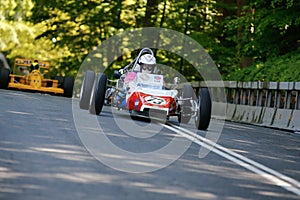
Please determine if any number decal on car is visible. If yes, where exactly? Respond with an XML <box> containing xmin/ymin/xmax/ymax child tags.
<box><xmin>145</xmin><ymin>96</ymin><xmax>166</xmax><ymax>105</ymax></box>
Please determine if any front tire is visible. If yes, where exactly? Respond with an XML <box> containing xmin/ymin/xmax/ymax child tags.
<box><xmin>79</xmin><ymin>71</ymin><xmax>95</xmax><ymax>109</ymax></box>
<box><xmin>54</xmin><ymin>76</ymin><xmax>64</xmax><ymax>88</ymax></box>
<box><xmin>0</xmin><ymin>68</ymin><xmax>10</xmax><ymax>89</ymax></box>
<box><xmin>63</xmin><ymin>76</ymin><xmax>74</xmax><ymax>97</ymax></box>
<box><xmin>195</xmin><ymin>88</ymin><xmax>212</xmax><ymax>130</ymax></box>
<box><xmin>89</xmin><ymin>73</ymin><xmax>107</xmax><ymax>115</ymax></box>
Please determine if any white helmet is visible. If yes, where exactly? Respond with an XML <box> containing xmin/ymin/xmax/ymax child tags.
<box><xmin>139</xmin><ymin>54</ymin><xmax>156</xmax><ymax>65</ymax></box>
<box><xmin>138</xmin><ymin>54</ymin><xmax>156</xmax><ymax>73</ymax></box>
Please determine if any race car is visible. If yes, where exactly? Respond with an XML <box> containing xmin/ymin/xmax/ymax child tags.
<box><xmin>0</xmin><ymin>58</ymin><xmax>74</xmax><ymax>97</ymax></box>
<box><xmin>79</xmin><ymin>48</ymin><xmax>212</xmax><ymax>130</ymax></box>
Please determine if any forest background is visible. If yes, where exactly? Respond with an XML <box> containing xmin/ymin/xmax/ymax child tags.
<box><xmin>1</xmin><ymin>0</ymin><xmax>299</xmax><ymax>82</ymax></box>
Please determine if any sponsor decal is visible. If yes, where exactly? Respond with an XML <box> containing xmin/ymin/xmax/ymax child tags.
<box><xmin>139</xmin><ymin>73</ymin><xmax>150</xmax><ymax>81</ymax></box>
<box><xmin>153</xmin><ymin>75</ymin><xmax>162</xmax><ymax>83</ymax></box>
<box><xmin>134</xmin><ymin>99</ymin><xmax>139</xmax><ymax>108</ymax></box>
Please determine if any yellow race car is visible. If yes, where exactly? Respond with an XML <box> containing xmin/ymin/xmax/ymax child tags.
<box><xmin>0</xmin><ymin>58</ymin><xmax>74</xmax><ymax>97</ymax></box>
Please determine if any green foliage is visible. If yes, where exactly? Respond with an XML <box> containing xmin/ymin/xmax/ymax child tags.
<box><xmin>228</xmin><ymin>48</ymin><xmax>300</xmax><ymax>81</ymax></box>
<box><xmin>0</xmin><ymin>0</ymin><xmax>71</xmax><ymax>75</ymax></box>
<box><xmin>225</xmin><ymin>0</ymin><xmax>300</xmax><ymax>60</ymax></box>
<box><xmin>1</xmin><ymin>0</ymin><xmax>299</xmax><ymax>82</ymax></box>
<box><xmin>28</xmin><ymin>0</ymin><xmax>225</xmax><ymax>80</ymax></box>
<box><xmin>0</xmin><ymin>0</ymin><xmax>34</xmax><ymax>51</ymax></box>
<box><xmin>221</xmin><ymin>0</ymin><xmax>300</xmax><ymax>81</ymax></box>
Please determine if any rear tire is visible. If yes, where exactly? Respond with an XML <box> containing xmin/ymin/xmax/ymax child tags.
<box><xmin>195</xmin><ymin>88</ymin><xmax>212</xmax><ymax>130</ymax></box>
<box><xmin>0</xmin><ymin>67</ymin><xmax>10</xmax><ymax>89</ymax></box>
<box><xmin>63</xmin><ymin>76</ymin><xmax>74</xmax><ymax>97</ymax></box>
<box><xmin>80</xmin><ymin>71</ymin><xmax>95</xmax><ymax>109</ymax></box>
<box><xmin>129</xmin><ymin>110</ymin><xmax>140</xmax><ymax>121</ymax></box>
<box><xmin>180</xmin><ymin>84</ymin><xmax>195</xmax><ymax>124</ymax></box>
<box><xmin>89</xmin><ymin>73</ymin><xmax>107</xmax><ymax>115</ymax></box>
<box><xmin>54</xmin><ymin>76</ymin><xmax>64</xmax><ymax>88</ymax></box>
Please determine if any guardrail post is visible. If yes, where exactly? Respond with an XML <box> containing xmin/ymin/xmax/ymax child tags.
<box><xmin>243</xmin><ymin>83</ymin><xmax>247</xmax><ymax>105</ymax></box>
<box><xmin>285</xmin><ymin>90</ymin><xmax>291</xmax><ymax>109</ymax></box>
<box><xmin>222</xmin><ymin>81</ymin><xmax>237</xmax><ymax>120</ymax></box>
<box><xmin>266</xmin><ymin>90</ymin><xmax>271</xmax><ymax>107</ymax></box>
<box><xmin>295</xmin><ymin>83</ymin><xmax>300</xmax><ymax>110</ymax></box>
<box><xmin>234</xmin><ymin>87</ymin><xmax>239</xmax><ymax>104</ymax></box>
<box><xmin>242</xmin><ymin>82</ymin><xmax>251</xmax><ymax>105</ymax></box>
<box><xmin>250</xmin><ymin>82</ymin><xmax>258</xmax><ymax>106</ymax></box>
<box><xmin>256</xmin><ymin>82</ymin><xmax>264</xmax><ymax>106</ymax></box>
<box><xmin>288</xmin><ymin>82</ymin><xmax>300</xmax><ymax>131</ymax></box>
<box><xmin>260</xmin><ymin>82</ymin><xmax>277</xmax><ymax>126</ymax></box>
<box><xmin>266</xmin><ymin>88</ymin><xmax>271</xmax><ymax>107</ymax></box>
<box><xmin>283</xmin><ymin>82</ymin><xmax>293</xmax><ymax>109</ymax></box>
<box><xmin>271</xmin><ymin>82</ymin><xmax>294</xmax><ymax>129</ymax></box>
<box><xmin>265</xmin><ymin>82</ymin><xmax>277</xmax><ymax>107</ymax></box>
<box><xmin>227</xmin><ymin>81</ymin><xmax>237</xmax><ymax>104</ymax></box>
<box><xmin>275</xmin><ymin>90</ymin><xmax>281</xmax><ymax>108</ymax></box>
<box><xmin>224</xmin><ymin>81</ymin><xmax>233</xmax><ymax>103</ymax></box>
<box><xmin>237</xmin><ymin>82</ymin><xmax>244</xmax><ymax>105</ymax></box>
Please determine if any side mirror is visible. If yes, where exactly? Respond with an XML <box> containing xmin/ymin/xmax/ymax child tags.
<box><xmin>174</xmin><ymin>77</ymin><xmax>180</xmax><ymax>85</ymax></box>
<box><xmin>114</xmin><ymin>70</ymin><xmax>121</xmax><ymax>79</ymax></box>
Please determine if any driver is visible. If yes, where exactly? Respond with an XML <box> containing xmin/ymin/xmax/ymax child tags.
<box><xmin>115</xmin><ymin>51</ymin><xmax>159</xmax><ymax>108</ymax></box>
<box><xmin>125</xmin><ymin>53</ymin><xmax>157</xmax><ymax>83</ymax></box>
<box><xmin>137</xmin><ymin>53</ymin><xmax>156</xmax><ymax>74</ymax></box>
<box><xmin>30</xmin><ymin>60</ymin><xmax>40</xmax><ymax>72</ymax></box>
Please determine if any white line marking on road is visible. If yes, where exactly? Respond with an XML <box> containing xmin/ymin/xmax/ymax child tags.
<box><xmin>6</xmin><ymin>110</ymin><xmax>34</xmax><ymax>115</ymax></box>
<box><xmin>224</xmin><ymin>123</ymin><xmax>255</xmax><ymax>130</ymax></box>
<box><xmin>163</xmin><ymin>124</ymin><xmax>300</xmax><ymax>196</ymax></box>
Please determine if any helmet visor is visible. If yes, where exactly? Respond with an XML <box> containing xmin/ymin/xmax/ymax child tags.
<box><xmin>141</xmin><ymin>64</ymin><xmax>155</xmax><ymax>71</ymax></box>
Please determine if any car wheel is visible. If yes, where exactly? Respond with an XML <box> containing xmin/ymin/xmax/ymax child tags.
<box><xmin>0</xmin><ymin>67</ymin><xmax>10</xmax><ymax>89</ymax></box>
<box><xmin>80</xmin><ymin>70</ymin><xmax>95</xmax><ymax>109</ymax></box>
<box><xmin>129</xmin><ymin>110</ymin><xmax>140</xmax><ymax>120</ymax></box>
<box><xmin>89</xmin><ymin>73</ymin><xmax>107</xmax><ymax>115</ymax></box>
<box><xmin>63</xmin><ymin>76</ymin><xmax>74</xmax><ymax>97</ymax></box>
<box><xmin>180</xmin><ymin>84</ymin><xmax>196</xmax><ymax>124</ymax></box>
<box><xmin>195</xmin><ymin>87</ymin><xmax>212</xmax><ymax>130</ymax></box>
<box><xmin>54</xmin><ymin>76</ymin><xmax>64</xmax><ymax>88</ymax></box>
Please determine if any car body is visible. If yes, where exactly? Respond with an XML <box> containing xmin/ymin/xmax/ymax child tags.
<box><xmin>115</xmin><ymin>72</ymin><xmax>178</xmax><ymax>120</ymax></box>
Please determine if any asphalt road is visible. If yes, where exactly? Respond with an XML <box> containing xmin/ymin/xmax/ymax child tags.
<box><xmin>0</xmin><ymin>89</ymin><xmax>300</xmax><ymax>200</ymax></box>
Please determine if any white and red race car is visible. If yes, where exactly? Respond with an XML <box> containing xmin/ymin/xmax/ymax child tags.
<box><xmin>79</xmin><ymin>48</ymin><xmax>212</xmax><ymax>130</ymax></box>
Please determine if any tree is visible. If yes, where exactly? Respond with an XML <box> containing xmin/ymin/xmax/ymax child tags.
<box><xmin>0</xmin><ymin>0</ymin><xmax>67</xmax><ymax>74</ymax></box>
<box><xmin>226</xmin><ymin>0</ymin><xmax>300</xmax><ymax>62</ymax></box>
<box><xmin>0</xmin><ymin>0</ymin><xmax>35</xmax><ymax>54</ymax></box>
<box><xmin>223</xmin><ymin>0</ymin><xmax>300</xmax><ymax>81</ymax></box>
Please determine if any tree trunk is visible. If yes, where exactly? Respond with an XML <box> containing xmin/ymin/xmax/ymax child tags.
<box><xmin>143</xmin><ymin>0</ymin><xmax>159</xmax><ymax>27</ymax></box>
<box><xmin>141</xmin><ymin>0</ymin><xmax>159</xmax><ymax>50</ymax></box>
<box><xmin>179</xmin><ymin>0</ymin><xmax>191</xmax><ymax>73</ymax></box>
<box><xmin>237</xmin><ymin>0</ymin><xmax>253</xmax><ymax>68</ymax></box>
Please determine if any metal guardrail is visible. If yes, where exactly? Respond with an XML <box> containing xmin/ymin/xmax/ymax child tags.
<box><xmin>193</xmin><ymin>81</ymin><xmax>300</xmax><ymax>132</ymax></box>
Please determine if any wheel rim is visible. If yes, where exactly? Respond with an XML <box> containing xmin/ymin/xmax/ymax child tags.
<box><xmin>80</xmin><ymin>77</ymin><xmax>85</xmax><ymax>101</ymax></box>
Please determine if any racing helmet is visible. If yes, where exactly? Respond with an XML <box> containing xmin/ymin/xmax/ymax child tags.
<box><xmin>138</xmin><ymin>54</ymin><xmax>156</xmax><ymax>73</ymax></box>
